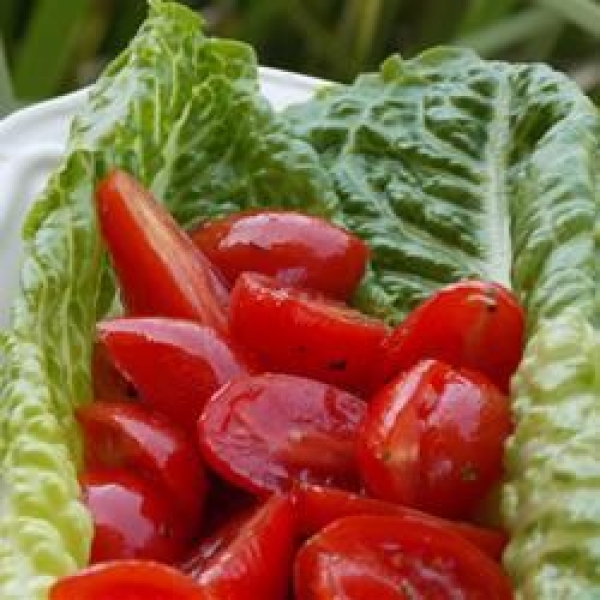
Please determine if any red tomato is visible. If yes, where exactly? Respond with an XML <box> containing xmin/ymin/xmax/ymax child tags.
<box><xmin>96</xmin><ymin>317</ymin><xmax>252</xmax><ymax>434</ymax></box>
<box><xmin>358</xmin><ymin>360</ymin><xmax>512</xmax><ymax>519</ymax></box>
<box><xmin>294</xmin><ymin>516</ymin><xmax>513</xmax><ymax>599</ymax></box>
<box><xmin>49</xmin><ymin>561</ymin><xmax>204</xmax><ymax>600</ymax></box>
<box><xmin>91</xmin><ymin>341</ymin><xmax>134</xmax><ymax>401</ymax></box>
<box><xmin>190</xmin><ymin>210</ymin><xmax>368</xmax><ymax>300</ymax></box>
<box><xmin>230</xmin><ymin>273</ymin><xmax>389</xmax><ymax>395</ymax></box>
<box><xmin>81</xmin><ymin>469</ymin><xmax>188</xmax><ymax>564</ymax></box>
<box><xmin>375</xmin><ymin>280</ymin><xmax>524</xmax><ymax>393</ymax></box>
<box><xmin>192</xmin><ymin>494</ymin><xmax>296</xmax><ymax>600</ymax></box>
<box><xmin>292</xmin><ymin>484</ymin><xmax>507</xmax><ymax>561</ymax></box>
<box><xmin>77</xmin><ymin>402</ymin><xmax>207</xmax><ymax>534</ymax></box>
<box><xmin>198</xmin><ymin>373</ymin><xmax>366</xmax><ymax>496</ymax></box>
<box><xmin>95</xmin><ymin>170</ymin><xmax>229</xmax><ymax>333</ymax></box>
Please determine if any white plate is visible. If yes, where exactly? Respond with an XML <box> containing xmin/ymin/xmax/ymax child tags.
<box><xmin>0</xmin><ymin>67</ymin><xmax>324</xmax><ymax>329</ymax></box>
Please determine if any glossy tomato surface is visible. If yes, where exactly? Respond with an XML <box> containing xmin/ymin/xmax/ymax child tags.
<box><xmin>190</xmin><ymin>210</ymin><xmax>368</xmax><ymax>300</ymax></box>
<box><xmin>49</xmin><ymin>561</ymin><xmax>204</xmax><ymax>600</ymax></box>
<box><xmin>81</xmin><ymin>469</ymin><xmax>188</xmax><ymax>564</ymax></box>
<box><xmin>96</xmin><ymin>171</ymin><xmax>229</xmax><ymax>332</ymax></box>
<box><xmin>97</xmin><ymin>317</ymin><xmax>252</xmax><ymax>434</ymax></box>
<box><xmin>77</xmin><ymin>401</ymin><xmax>207</xmax><ymax>533</ymax></box>
<box><xmin>294</xmin><ymin>516</ymin><xmax>513</xmax><ymax>600</ymax></box>
<box><xmin>230</xmin><ymin>273</ymin><xmax>389</xmax><ymax>395</ymax></box>
<box><xmin>198</xmin><ymin>373</ymin><xmax>366</xmax><ymax>496</ymax></box>
<box><xmin>358</xmin><ymin>360</ymin><xmax>512</xmax><ymax>518</ymax></box>
<box><xmin>192</xmin><ymin>494</ymin><xmax>296</xmax><ymax>600</ymax></box>
<box><xmin>375</xmin><ymin>280</ymin><xmax>524</xmax><ymax>392</ymax></box>
<box><xmin>292</xmin><ymin>484</ymin><xmax>506</xmax><ymax>561</ymax></box>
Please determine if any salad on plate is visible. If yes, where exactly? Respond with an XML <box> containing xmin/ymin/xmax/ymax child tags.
<box><xmin>1</xmin><ymin>0</ymin><xmax>599</xmax><ymax>598</ymax></box>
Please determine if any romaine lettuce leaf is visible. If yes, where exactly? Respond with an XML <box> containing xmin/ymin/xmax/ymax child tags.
<box><xmin>0</xmin><ymin>2</ymin><xmax>335</xmax><ymax>597</ymax></box>
<box><xmin>283</xmin><ymin>49</ymin><xmax>600</xmax><ymax>328</ymax></box>
<box><xmin>503</xmin><ymin>311</ymin><xmax>600</xmax><ymax>597</ymax></box>
<box><xmin>283</xmin><ymin>49</ymin><xmax>600</xmax><ymax>596</ymax></box>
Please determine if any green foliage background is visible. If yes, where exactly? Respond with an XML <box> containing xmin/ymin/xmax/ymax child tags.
<box><xmin>1</xmin><ymin>0</ymin><xmax>600</xmax><ymax>117</ymax></box>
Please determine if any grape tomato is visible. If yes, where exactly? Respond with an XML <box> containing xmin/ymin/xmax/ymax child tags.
<box><xmin>190</xmin><ymin>210</ymin><xmax>368</xmax><ymax>300</ymax></box>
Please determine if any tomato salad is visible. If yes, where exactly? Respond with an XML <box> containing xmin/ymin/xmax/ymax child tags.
<box><xmin>50</xmin><ymin>170</ymin><xmax>522</xmax><ymax>599</ymax></box>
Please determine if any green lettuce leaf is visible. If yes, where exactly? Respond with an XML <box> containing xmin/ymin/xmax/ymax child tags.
<box><xmin>0</xmin><ymin>2</ymin><xmax>335</xmax><ymax>597</ymax></box>
<box><xmin>503</xmin><ymin>311</ymin><xmax>600</xmax><ymax>597</ymax></box>
<box><xmin>284</xmin><ymin>49</ymin><xmax>600</xmax><ymax>596</ymax></box>
<box><xmin>283</xmin><ymin>49</ymin><xmax>600</xmax><ymax>328</ymax></box>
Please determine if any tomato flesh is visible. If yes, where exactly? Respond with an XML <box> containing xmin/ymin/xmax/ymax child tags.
<box><xmin>77</xmin><ymin>401</ymin><xmax>206</xmax><ymax>534</ymax></box>
<box><xmin>96</xmin><ymin>317</ymin><xmax>252</xmax><ymax>434</ymax></box>
<box><xmin>49</xmin><ymin>561</ymin><xmax>204</xmax><ymax>600</ymax></box>
<box><xmin>294</xmin><ymin>516</ymin><xmax>513</xmax><ymax>600</ymax></box>
<box><xmin>358</xmin><ymin>360</ymin><xmax>512</xmax><ymax>518</ymax></box>
<box><xmin>81</xmin><ymin>468</ymin><xmax>188</xmax><ymax>564</ymax></box>
<box><xmin>230</xmin><ymin>273</ymin><xmax>389</xmax><ymax>395</ymax></box>
<box><xmin>292</xmin><ymin>484</ymin><xmax>507</xmax><ymax>561</ymax></box>
<box><xmin>190</xmin><ymin>210</ymin><xmax>368</xmax><ymax>300</ymax></box>
<box><xmin>192</xmin><ymin>494</ymin><xmax>296</xmax><ymax>600</ymax></box>
<box><xmin>198</xmin><ymin>373</ymin><xmax>366</xmax><ymax>496</ymax></box>
<box><xmin>95</xmin><ymin>170</ymin><xmax>229</xmax><ymax>332</ymax></box>
<box><xmin>375</xmin><ymin>280</ymin><xmax>524</xmax><ymax>393</ymax></box>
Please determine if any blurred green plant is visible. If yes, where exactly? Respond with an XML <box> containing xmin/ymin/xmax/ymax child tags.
<box><xmin>1</xmin><ymin>0</ymin><xmax>600</xmax><ymax>114</ymax></box>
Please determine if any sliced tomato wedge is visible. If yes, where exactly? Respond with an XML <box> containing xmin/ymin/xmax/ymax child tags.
<box><xmin>190</xmin><ymin>210</ymin><xmax>368</xmax><ymax>300</ymax></box>
<box><xmin>292</xmin><ymin>484</ymin><xmax>507</xmax><ymax>561</ymax></box>
<box><xmin>192</xmin><ymin>494</ymin><xmax>296</xmax><ymax>600</ymax></box>
<box><xmin>95</xmin><ymin>170</ymin><xmax>229</xmax><ymax>332</ymax></box>
<box><xmin>294</xmin><ymin>516</ymin><xmax>513</xmax><ymax>600</ymax></box>
<box><xmin>375</xmin><ymin>280</ymin><xmax>524</xmax><ymax>393</ymax></box>
<box><xmin>96</xmin><ymin>317</ymin><xmax>253</xmax><ymax>434</ymax></box>
<box><xmin>49</xmin><ymin>561</ymin><xmax>204</xmax><ymax>600</ymax></box>
<box><xmin>229</xmin><ymin>273</ymin><xmax>389</xmax><ymax>395</ymax></box>
<box><xmin>357</xmin><ymin>360</ymin><xmax>512</xmax><ymax>518</ymax></box>
<box><xmin>77</xmin><ymin>401</ymin><xmax>207</xmax><ymax>534</ymax></box>
<box><xmin>198</xmin><ymin>373</ymin><xmax>366</xmax><ymax>496</ymax></box>
<box><xmin>81</xmin><ymin>468</ymin><xmax>189</xmax><ymax>564</ymax></box>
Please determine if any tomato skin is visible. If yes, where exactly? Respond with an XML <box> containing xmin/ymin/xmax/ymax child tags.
<box><xmin>49</xmin><ymin>560</ymin><xmax>205</xmax><ymax>600</ymax></box>
<box><xmin>294</xmin><ymin>516</ymin><xmax>513</xmax><ymax>600</ymax></box>
<box><xmin>81</xmin><ymin>469</ymin><xmax>189</xmax><ymax>564</ymax></box>
<box><xmin>95</xmin><ymin>170</ymin><xmax>229</xmax><ymax>333</ymax></box>
<box><xmin>190</xmin><ymin>210</ymin><xmax>368</xmax><ymax>300</ymax></box>
<box><xmin>358</xmin><ymin>360</ymin><xmax>512</xmax><ymax>519</ymax></box>
<box><xmin>192</xmin><ymin>494</ymin><xmax>297</xmax><ymax>600</ymax></box>
<box><xmin>230</xmin><ymin>273</ymin><xmax>389</xmax><ymax>395</ymax></box>
<box><xmin>375</xmin><ymin>280</ymin><xmax>524</xmax><ymax>393</ymax></box>
<box><xmin>292</xmin><ymin>484</ymin><xmax>507</xmax><ymax>561</ymax></box>
<box><xmin>77</xmin><ymin>402</ymin><xmax>207</xmax><ymax>535</ymax></box>
<box><xmin>96</xmin><ymin>317</ymin><xmax>252</xmax><ymax>435</ymax></box>
<box><xmin>198</xmin><ymin>373</ymin><xmax>366</xmax><ymax>496</ymax></box>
